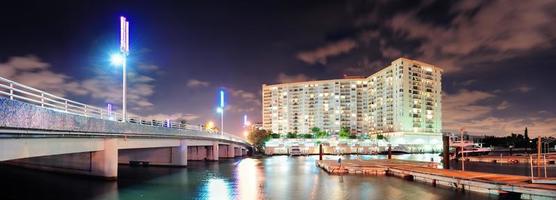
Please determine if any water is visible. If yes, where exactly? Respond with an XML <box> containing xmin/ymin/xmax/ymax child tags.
<box><xmin>0</xmin><ymin>155</ymin><xmax>498</xmax><ymax>200</ymax></box>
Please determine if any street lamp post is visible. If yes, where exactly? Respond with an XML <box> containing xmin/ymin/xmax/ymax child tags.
<box><xmin>119</xmin><ymin>16</ymin><xmax>129</xmax><ymax>122</ymax></box>
<box><xmin>217</xmin><ymin>90</ymin><xmax>225</xmax><ymax>136</ymax></box>
<box><xmin>243</xmin><ymin>114</ymin><xmax>251</xmax><ymax>138</ymax></box>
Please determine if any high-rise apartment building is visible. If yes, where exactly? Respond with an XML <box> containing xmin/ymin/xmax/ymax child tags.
<box><xmin>262</xmin><ymin>58</ymin><xmax>443</xmax><ymax>150</ymax></box>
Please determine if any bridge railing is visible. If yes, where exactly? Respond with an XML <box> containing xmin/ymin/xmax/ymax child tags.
<box><xmin>0</xmin><ymin>76</ymin><xmax>248</xmax><ymax>143</ymax></box>
<box><xmin>0</xmin><ymin>76</ymin><xmax>113</xmax><ymax>119</ymax></box>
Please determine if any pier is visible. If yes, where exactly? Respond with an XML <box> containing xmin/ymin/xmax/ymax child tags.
<box><xmin>465</xmin><ymin>154</ymin><xmax>556</xmax><ymax>164</ymax></box>
<box><xmin>317</xmin><ymin>159</ymin><xmax>556</xmax><ymax>199</ymax></box>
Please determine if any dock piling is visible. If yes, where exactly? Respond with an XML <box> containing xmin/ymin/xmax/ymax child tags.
<box><xmin>387</xmin><ymin>145</ymin><xmax>392</xmax><ymax>160</ymax></box>
<box><xmin>442</xmin><ymin>135</ymin><xmax>450</xmax><ymax>169</ymax></box>
<box><xmin>319</xmin><ymin>144</ymin><xmax>323</xmax><ymax>161</ymax></box>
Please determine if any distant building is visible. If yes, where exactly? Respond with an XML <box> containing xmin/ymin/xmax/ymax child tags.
<box><xmin>262</xmin><ymin>58</ymin><xmax>443</xmax><ymax>151</ymax></box>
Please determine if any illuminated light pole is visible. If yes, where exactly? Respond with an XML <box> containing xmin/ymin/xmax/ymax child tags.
<box><xmin>216</xmin><ymin>89</ymin><xmax>225</xmax><ymax>136</ymax></box>
<box><xmin>107</xmin><ymin>103</ymin><xmax>113</xmax><ymax>120</ymax></box>
<box><xmin>243</xmin><ymin>114</ymin><xmax>251</xmax><ymax>139</ymax></box>
<box><xmin>243</xmin><ymin>114</ymin><xmax>251</xmax><ymax>127</ymax></box>
<box><xmin>112</xmin><ymin>16</ymin><xmax>130</xmax><ymax>122</ymax></box>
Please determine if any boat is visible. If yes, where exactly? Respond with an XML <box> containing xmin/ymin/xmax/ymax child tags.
<box><xmin>449</xmin><ymin>140</ymin><xmax>491</xmax><ymax>159</ymax></box>
<box><xmin>378</xmin><ymin>145</ymin><xmax>409</xmax><ymax>155</ymax></box>
<box><xmin>289</xmin><ymin>146</ymin><xmax>302</xmax><ymax>156</ymax></box>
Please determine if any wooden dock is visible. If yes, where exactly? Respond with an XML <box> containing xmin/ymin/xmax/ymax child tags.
<box><xmin>316</xmin><ymin>159</ymin><xmax>437</xmax><ymax>175</ymax></box>
<box><xmin>317</xmin><ymin>159</ymin><xmax>556</xmax><ymax>199</ymax></box>
<box><xmin>466</xmin><ymin>154</ymin><xmax>556</xmax><ymax>164</ymax></box>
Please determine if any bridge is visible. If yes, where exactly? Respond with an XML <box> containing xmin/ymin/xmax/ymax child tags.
<box><xmin>0</xmin><ymin>76</ymin><xmax>251</xmax><ymax>180</ymax></box>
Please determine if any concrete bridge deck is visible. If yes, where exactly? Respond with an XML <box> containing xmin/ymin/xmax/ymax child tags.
<box><xmin>0</xmin><ymin>93</ymin><xmax>251</xmax><ymax>180</ymax></box>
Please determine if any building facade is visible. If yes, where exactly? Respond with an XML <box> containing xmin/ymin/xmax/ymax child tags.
<box><xmin>262</xmin><ymin>58</ymin><xmax>443</xmax><ymax>151</ymax></box>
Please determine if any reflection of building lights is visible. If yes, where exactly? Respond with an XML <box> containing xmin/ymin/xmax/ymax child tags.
<box><xmin>203</xmin><ymin>178</ymin><xmax>232</xmax><ymax>200</ymax></box>
<box><xmin>237</xmin><ymin>158</ymin><xmax>260</xmax><ymax>200</ymax></box>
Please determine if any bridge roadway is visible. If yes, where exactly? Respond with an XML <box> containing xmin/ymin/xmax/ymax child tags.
<box><xmin>0</xmin><ymin>96</ymin><xmax>251</xmax><ymax>180</ymax></box>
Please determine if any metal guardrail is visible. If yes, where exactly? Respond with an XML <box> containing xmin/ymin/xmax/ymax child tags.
<box><xmin>0</xmin><ymin>76</ymin><xmax>113</xmax><ymax>120</ymax></box>
<box><xmin>0</xmin><ymin>76</ymin><xmax>247</xmax><ymax>143</ymax></box>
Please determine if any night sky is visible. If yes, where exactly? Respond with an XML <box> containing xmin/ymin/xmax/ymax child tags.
<box><xmin>1</xmin><ymin>0</ymin><xmax>555</xmax><ymax>137</ymax></box>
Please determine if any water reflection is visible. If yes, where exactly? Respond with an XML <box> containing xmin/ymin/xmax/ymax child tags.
<box><xmin>236</xmin><ymin>158</ymin><xmax>262</xmax><ymax>200</ymax></box>
<box><xmin>0</xmin><ymin>155</ymin><xmax>496</xmax><ymax>200</ymax></box>
<box><xmin>202</xmin><ymin>178</ymin><xmax>233</xmax><ymax>200</ymax></box>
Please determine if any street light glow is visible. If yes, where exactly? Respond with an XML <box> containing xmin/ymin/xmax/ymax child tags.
<box><xmin>110</xmin><ymin>53</ymin><xmax>124</xmax><ymax>65</ymax></box>
<box><xmin>206</xmin><ymin>120</ymin><xmax>215</xmax><ymax>131</ymax></box>
<box><xmin>217</xmin><ymin>89</ymin><xmax>225</xmax><ymax>136</ymax></box>
<box><xmin>220</xmin><ymin>90</ymin><xmax>225</xmax><ymax>108</ymax></box>
<box><xmin>243</xmin><ymin>114</ymin><xmax>251</xmax><ymax>127</ymax></box>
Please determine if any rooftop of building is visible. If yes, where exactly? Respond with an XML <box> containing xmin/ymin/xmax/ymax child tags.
<box><xmin>262</xmin><ymin>57</ymin><xmax>442</xmax><ymax>88</ymax></box>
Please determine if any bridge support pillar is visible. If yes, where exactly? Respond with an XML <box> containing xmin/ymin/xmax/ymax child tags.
<box><xmin>234</xmin><ymin>146</ymin><xmax>241</xmax><ymax>157</ymax></box>
<box><xmin>227</xmin><ymin>145</ymin><xmax>236</xmax><ymax>158</ymax></box>
<box><xmin>92</xmin><ymin>138</ymin><xmax>118</xmax><ymax>179</ymax></box>
<box><xmin>207</xmin><ymin>142</ymin><xmax>219</xmax><ymax>161</ymax></box>
<box><xmin>170</xmin><ymin>140</ymin><xmax>187</xmax><ymax>166</ymax></box>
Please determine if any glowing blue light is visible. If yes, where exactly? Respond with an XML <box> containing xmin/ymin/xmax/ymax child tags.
<box><xmin>219</xmin><ymin>90</ymin><xmax>225</xmax><ymax>108</ymax></box>
<box><xmin>216</xmin><ymin>107</ymin><xmax>223</xmax><ymax>113</ymax></box>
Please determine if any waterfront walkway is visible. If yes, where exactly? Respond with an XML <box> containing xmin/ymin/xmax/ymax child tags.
<box><xmin>317</xmin><ymin>159</ymin><xmax>556</xmax><ymax>199</ymax></box>
<box><xmin>466</xmin><ymin>153</ymin><xmax>556</xmax><ymax>164</ymax></box>
<box><xmin>316</xmin><ymin>159</ymin><xmax>436</xmax><ymax>174</ymax></box>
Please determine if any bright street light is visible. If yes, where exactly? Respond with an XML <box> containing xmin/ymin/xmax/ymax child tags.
<box><xmin>217</xmin><ymin>89</ymin><xmax>225</xmax><ymax>136</ymax></box>
<box><xmin>243</xmin><ymin>130</ymin><xmax>249</xmax><ymax>137</ymax></box>
<box><xmin>110</xmin><ymin>53</ymin><xmax>124</xmax><ymax>65</ymax></box>
<box><xmin>205</xmin><ymin>120</ymin><xmax>215</xmax><ymax>132</ymax></box>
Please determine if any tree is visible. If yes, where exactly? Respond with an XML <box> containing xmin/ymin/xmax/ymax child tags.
<box><xmin>310</xmin><ymin>127</ymin><xmax>330</xmax><ymax>139</ymax></box>
<box><xmin>339</xmin><ymin>127</ymin><xmax>350</xmax><ymax>139</ymax></box>
<box><xmin>310</xmin><ymin>127</ymin><xmax>326</xmax><ymax>138</ymax></box>
<box><xmin>286</xmin><ymin>132</ymin><xmax>297</xmax><ymax>138</ymax></box>
<box><xmin>316</xmin><ymin>130</ymin><xmax>329</xmax><ymax>138</ymax></box>
<box><xmin>377</xmin><ymin>134</ymin><xmax>389</xmax><ymax>142</ymax></box>
<box><xmin>311</xmin><ymin>127</ymin><xmax>321</xmax><ymax>134</ymax></box>
<box><xmin>247</xmin><ymin>129</ymin><xmax>271</xmax><ymax>153</ymax></box>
